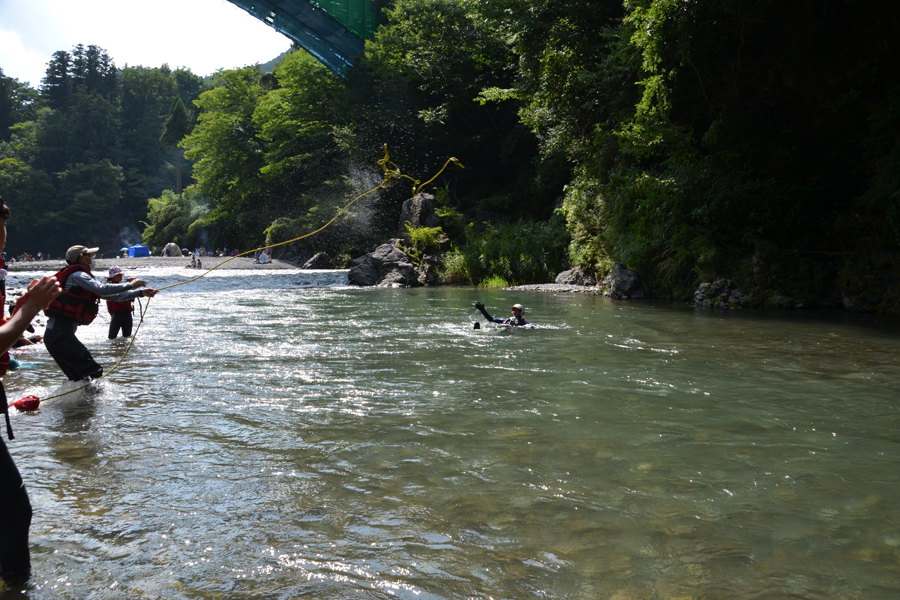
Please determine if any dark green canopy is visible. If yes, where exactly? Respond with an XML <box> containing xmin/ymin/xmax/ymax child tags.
<box><xmin>226</xmin><ymin>0</ymin><xmax>378</xmax><ymax>75</ymax></box>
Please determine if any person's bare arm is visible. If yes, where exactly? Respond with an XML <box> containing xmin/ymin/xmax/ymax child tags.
<box><xmin>0</xmin><ymin>277</ymin><xmax>61</xmax><ymax>354</ymax></box>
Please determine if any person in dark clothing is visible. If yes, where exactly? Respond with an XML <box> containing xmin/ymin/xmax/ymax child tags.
<box><xmin>0</xmin><ymin>199</ymin><xmax>63</xmax><ymax>586</ymax></box>
<box><xmin>43</xmin><ymin>245</ymin><xmax>157</xmax><ymax>381</ymax></box>
<box><xmin>474</xmin><ymin>302</ymin><xmax>530</xmax><ymax>326</ymax></box>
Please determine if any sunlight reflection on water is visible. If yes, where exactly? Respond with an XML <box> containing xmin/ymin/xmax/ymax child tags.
<box><xmin>2</xmin><ymin>268</ymin><xmax>900</xmax><ymax>598</ymax></box>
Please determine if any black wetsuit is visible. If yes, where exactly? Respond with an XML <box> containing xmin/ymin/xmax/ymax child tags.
<box><xmin>477</xmin><ymin>306</ymin><xmax>529</xmax><ymax>326</ymax></box>
<box><xmin>0</xmin><ymin>385</ymin><xmax>32</xmax><ymax>586</ymax></box>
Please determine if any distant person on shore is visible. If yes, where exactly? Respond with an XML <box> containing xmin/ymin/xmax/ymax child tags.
<box><xmin>0</xmin><ymin>198</ymin><xmax>63</xmax><ymax>587</ymax></box>
<box><xmin>474</xmin><ymin>302</ymin><xmax>530</xmax><ymax>326</ymax></box>
<box><xmin>43</xmin><ymin>245</ymin><xmax>157</xmax><ymax>382</ymax></box>
<box><xmin>254</xmin><ymin>250</ymin><xmax>271</xmax><ymax>264</ymax></box>
<box><xmin>105</xmin><ymin>267</ymin><xmax>136</xmax><ymax>339</ymax></box>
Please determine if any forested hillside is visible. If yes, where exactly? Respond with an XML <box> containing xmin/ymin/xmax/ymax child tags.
<box><xmin>0</xmin><ymin>45</ymin><xmax>208</xmax><ymax>256</ymax></box>
<box><xmin>2</xmin><ymin>0</ymin><xmax>899</xmax><ymax>311</ymax></box>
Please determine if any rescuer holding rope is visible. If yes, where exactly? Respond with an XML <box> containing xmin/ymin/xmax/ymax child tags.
<box><xmin>0</xmin><ymin>197</ymin><xmax>62</xmax><ymax>586</ymax></box>
<box><xmin>43</xmin><ymin>245</ymin><xmax>158</xmax><ymax>382</ymax></box>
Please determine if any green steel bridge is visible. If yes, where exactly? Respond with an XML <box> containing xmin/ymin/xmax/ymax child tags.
<box><xmin>225</xmin><ymin>0</ymin><xmax>378</xmax><ymax>75</ymax></box>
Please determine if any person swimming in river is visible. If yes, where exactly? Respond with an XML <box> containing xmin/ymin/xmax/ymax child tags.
<box><xmin>474</xmin><ymin>302</ymin><xmax>529</xmax><ymax>326</ymax></box>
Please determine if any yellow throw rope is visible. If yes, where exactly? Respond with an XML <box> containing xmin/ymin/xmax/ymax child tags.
<box><xmin>32</xmin><ymin>146</ymin><xmax>462</xmax><ymax>403</ymax></box>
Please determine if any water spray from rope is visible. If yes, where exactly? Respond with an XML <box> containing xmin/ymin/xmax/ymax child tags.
<box><xmin>11</xmin><ymin>146</ymin><xmax>463</xmax><ymax>410</ymax></box>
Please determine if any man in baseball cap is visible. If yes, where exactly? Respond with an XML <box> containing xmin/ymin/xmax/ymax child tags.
<box><xmin>64</xmin><ymin>245</ymin><xmax>99</xmax><ymax>264</ymax></box>
<box><xmin>44</xmin><ymin>246</ymin><xmax>157</xmax><ymax>381</ymax></box>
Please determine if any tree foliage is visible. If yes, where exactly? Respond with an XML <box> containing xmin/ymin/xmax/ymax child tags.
<box><xmin>142</xmin><ymin>186</ymin><xmax>209</xmax><ymax>250</ymax></box>
<box><xmin>3</xmin><ymin>2</ymin><xmax>900</xmax><ymax>307</ymax></box>
<box><xmin>0</xmin><ymin>46</ymin><xmax>207</xmax><ymax>256</ymax></box>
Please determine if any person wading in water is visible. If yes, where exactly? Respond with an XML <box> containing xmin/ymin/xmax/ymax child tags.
<box><xmin>43</xmin><ymin>245</ymin><xmax>158</xmax><ymax>381</ymax></box>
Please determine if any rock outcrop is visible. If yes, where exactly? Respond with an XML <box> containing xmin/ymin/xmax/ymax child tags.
<box><xmin>301</xmin><ymin>252</ymin><xmax>333</xmax><ymax>269</ymax></box>
<box><xmin>693</xmin><ymin>278</ymin><xmax>753</xmax><ymax>309</ymax></box>
<box><xmin>348</xmin><ymin>242</ymin><xmax>419</xmax><ymax>287</ymax></box>
<box><xmin>416</xmin><ymin>255</ymin><xmax>444</xmax><ymax>286</ymax></box>
<box><xmin>605</xmin><ymin>262</ymin><xmax>647</xmax><ymax>300</ymax></box>
<box><xmin>398</xmin><ymin>193</ymin><xmax>440</xmax><ymax>234</ymax></box>
<box><xmin>555</xmin><ymin>267</ymin><xmax>597</xmax><ymax>286</ymax></box>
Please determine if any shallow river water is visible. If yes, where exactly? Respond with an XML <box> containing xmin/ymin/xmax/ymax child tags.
<box><xmin>2</xmin><ymin>266</ymin><xmax>900</xmax><ymax>599</ymax></box>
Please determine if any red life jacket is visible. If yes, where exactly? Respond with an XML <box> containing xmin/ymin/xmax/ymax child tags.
<box><xmin>44</xmin><ymin>264</ymin><xmax>100</xmax><ymax>325</ymax></box>
<box><xmin>107</xmin><ymin>299</ymin><xmax>133</xmax><ymax>314</ymax></box>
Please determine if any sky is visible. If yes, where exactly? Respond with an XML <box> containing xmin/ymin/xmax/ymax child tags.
<box><xmin>0</xmin><ymin>0</ymin><xmax>293</xmax><ymax>88</ymax></box>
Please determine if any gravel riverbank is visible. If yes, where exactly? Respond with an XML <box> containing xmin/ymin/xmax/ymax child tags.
<box><xmin>507</xmin><ymin>283</ymin><xmax>604</xmax><ymax>295</ymax></box>
<box><xmin>6</xmin><ymin>255</ymin><xmax>303</xmax><ymax>273</ymax></box>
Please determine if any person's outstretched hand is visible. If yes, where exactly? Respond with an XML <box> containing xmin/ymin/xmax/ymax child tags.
<box><xmin>474</xmin><ymin>302</ymin><xmax>484</xmax><ymax>311</ymax></box>
<box><xmin>25</xmin><ymin>276</ymin><xmax>62</xmax><ymax>310</ymax></box>
<box><xmin>130</xmin><ymin>278</ymin><xmax>147</xmax><ymax>289</ymax></box>
<box><xmin>141</xmin><ymin>288</ymin><xmax>158</xmax><ymax>298</ymax></box>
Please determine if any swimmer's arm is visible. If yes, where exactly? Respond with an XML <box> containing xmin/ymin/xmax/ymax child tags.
<box><xmin>477</xmin><ymin>305</ymin><xmax>503</xmax><ymax>323</ymax></box>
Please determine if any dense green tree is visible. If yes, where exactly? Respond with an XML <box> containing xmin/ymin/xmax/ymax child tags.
<box><xmin>40</xmin><ymin>50</ymin><xmax>73</xmax><ymax>110</ymax></box>
<box><xmin>66</xmin><ymin>87</ymin><xmax>119</xmax><ymax>163</ymax></box>
<box><xmin>0</xmin><ymin>68</ymin><xmax>39</xmax><ymax>142</ymax></box>
<box><xmin>3</xmin><ymin>3</ymin><xmax>899</xmax><ymax>309</ymax></box>
<box><xmin>0</xmin><ymin>156</ymin><xmax>56</xmax><ymax>244</ymax></box>
<box><xmin>2</xmin><ymin>45</ymin><xmax>207</xmax><ymax>256</ymax></box>
<box><xmin>160</xmin><ymin>96</ymin><xmax>191</xmax><ymax>193</ymax></box>
<box><xmin>142</xmin><ymin>186</ymin><xmax>209</xmax><ymax>250</ymax></box>
<box><xmin>70</xmin><ymin>44</ymin><xmax>118</xmax><ymax>102</ymax></box>
<box><xmin>52</xmin><ymin>159</ymin><xmax>125</xmax><ymax>244</ymax></box>
<box><xmin>181</xmin><ymin>66</ymin><xmax>268</xmax><ymax>247</ymax></box>
<box><xmin>353</xmin><ymin>0</ymin><xmax>554</xmax><ymax>218</ymax></box>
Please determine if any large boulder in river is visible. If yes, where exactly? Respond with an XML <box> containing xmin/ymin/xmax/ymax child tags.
<box><xmin>398</xmin><ymin>192</ymin><xmax>440</xmax><ymax>235</ymax></box>
<box><xmin>302</xmin><ymin>252</ymin><xmax>333</xmax><ymax>269</ymax></box>
<box><xmin>605</xmin><ymin>262</ymin><xmax>648</xmax><ymax>300</ymax></box>
<box><xmin>348</xmin><ymin>243</ymin><xmax>420</xmax><ymax>287</ymax></box>
<box><xmin>555</xmin><ymin>267</ymin><xmax>597</xmax><ymax>286</ymax></box>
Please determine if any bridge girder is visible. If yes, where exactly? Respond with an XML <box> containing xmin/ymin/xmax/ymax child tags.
<box><xmin>226</xmin><ymin>0</ymin><xmax>376</xmax><ymax>75</ymax></box>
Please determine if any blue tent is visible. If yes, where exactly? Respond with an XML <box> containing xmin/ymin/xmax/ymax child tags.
<box><xmin>128</xmin><ymin>244</ymin><xmax>150</xmax><ymax>258</ymax></box>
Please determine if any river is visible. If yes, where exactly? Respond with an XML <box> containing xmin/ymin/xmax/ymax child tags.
<box><xmin>3</xmin><ymin>266</ymin><xmax>899</xmax><ymax>598</ymax></box>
